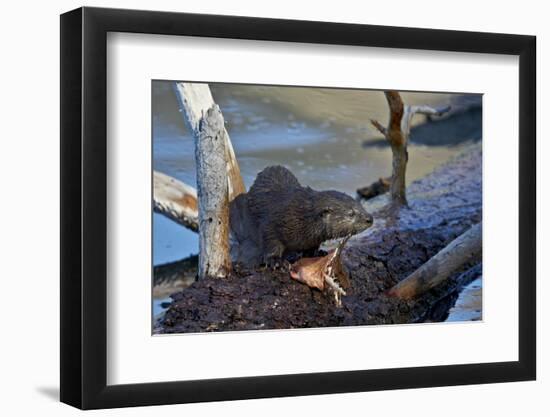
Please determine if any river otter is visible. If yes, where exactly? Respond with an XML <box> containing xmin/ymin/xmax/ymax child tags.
<box><xmin>230</xmin><ymin>166</ymin><xmax>373</xmax><ymax>266</ymax></box>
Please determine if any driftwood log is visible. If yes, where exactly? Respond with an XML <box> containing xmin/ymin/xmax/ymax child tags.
<box><xmin>388</xmin><ymin>222</ymin><xmax>482</xmax><ymax>300</ymax></box>
<box><xmin>157</xmin><ymin>143</ymin><xmax>482</xmax><ymax>333</ymax></box>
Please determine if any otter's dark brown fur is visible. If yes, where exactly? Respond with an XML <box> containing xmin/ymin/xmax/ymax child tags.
<box><xmin>231</xmin><ymin>166</ymin><xmax>373</xmax><ymax>265</ymax></box>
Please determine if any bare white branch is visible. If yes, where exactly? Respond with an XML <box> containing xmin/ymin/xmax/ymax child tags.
<box><xmin>174</xmin><ymin>82</ymin><xmax>245</xmax><ymax>201</ymax></box>
<box><xmin>153</xmin><ymin>170</ymin><xmax>198</xmax><ymax>232</ymax></box>
<box><xmin>174</xmin><ymin>83</ymin><xmax>215</xmax><ymax>134</ymax></box>
<box><xmin>410</xmin><ymin>104</ymin><xmax>451</xmax><ymax>117</ymax></box>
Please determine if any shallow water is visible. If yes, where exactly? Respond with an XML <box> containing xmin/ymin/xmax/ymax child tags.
<box><xmin>446</xmin><ymin>277</ymin><xmax>482</xmax><ymax>322</ymax></box>
<box><xmin>152</xmin><ymin>82</ymin><xmax>480</xmax><ymax>315</ymax></box>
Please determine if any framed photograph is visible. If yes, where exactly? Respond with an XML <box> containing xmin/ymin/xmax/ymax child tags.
<box><xmin>60</xmin><ymin>6</ymin><xmax>536</xmax><ymax>409</ymax></box>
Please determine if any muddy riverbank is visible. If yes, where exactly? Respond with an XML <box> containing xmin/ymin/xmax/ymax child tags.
<box><xmin>155</xmin><ymin>142</ymin><xmax>482</xmax><ymax>334</ymax></box>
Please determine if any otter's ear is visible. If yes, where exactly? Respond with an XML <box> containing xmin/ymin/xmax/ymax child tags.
<box><xmin>319</xmin><ymin>207</ymin><xmax>332</xmax><ymax>218</ymax></box>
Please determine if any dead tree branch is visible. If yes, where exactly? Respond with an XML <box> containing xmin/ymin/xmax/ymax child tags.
<box><xmin>194</xmin><ymin>105</ymin><xmax>232</xmax><ymax>279</ymax></box>
<box><xmin>365</xmin><ymin>91</ymin><xmax>450</xmax><ymax>205</ymax></box>
<box><xmin>410</xmin><ymin>104</ymin><xmax>451</xmax><ymax>117</ymax></box>
<box><xmin>173</xmin><ymin>82</ymin><xmax>248</xmax><ymax>279</ymax></box>
<box><xmin>153</xmin><ymin>170</ymin><xmax>199</xmax><ymax>232</ymax></box>
<box><xmin>387</xmin><ymin>222</ymin><xmax>482</xmax><ymax>300</ymax></box>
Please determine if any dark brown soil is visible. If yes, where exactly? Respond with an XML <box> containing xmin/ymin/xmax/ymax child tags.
<box><xmin>156</xmin><ymin>143</ymin><xmax>482</xmax><ymax>334</ymax></box>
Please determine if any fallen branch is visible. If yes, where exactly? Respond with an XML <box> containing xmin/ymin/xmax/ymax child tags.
<box><xmin>368</xmin><ymin>91</ymin><xmax>450</xmax><ymax>205</ymax></box>
<box><xmin>153</xmin><ymin>170</ymin><xmax>199</xmax><ymax>232</ymax></box>
<box><xmin>356</xmin><ymin>176</ymin><xmax>391</xmax><ymax>200</ymax></box>
<box><xmin>387</xmin><ymin>222</ymin><xmax>482</xmax><ymax>300</ymax></box>
<box><xmin>153</xmin><ymin>255</ymin><xmax>198</xmax><ymax>299</ymax></box>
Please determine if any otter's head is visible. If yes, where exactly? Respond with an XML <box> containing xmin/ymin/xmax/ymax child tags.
<box><xmin>315</xmin><ymin>190</ymin><xmax>374</xmax><ymax>239</ymax></box>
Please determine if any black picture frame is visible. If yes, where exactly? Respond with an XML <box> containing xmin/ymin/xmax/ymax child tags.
<box><xmin>60</xmin><ymin>6</ymin><xmax>536</xmax><ymax>410</ymax></box>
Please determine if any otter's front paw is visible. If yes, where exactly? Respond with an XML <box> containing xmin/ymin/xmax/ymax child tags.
<box><xmin>261</xmin><ymin>239</ymin><xmax>285</xmax><ymax>271</ymax></box>
<box><xmin>263</xmin><ymin>256</ymin><xmax>284</xmax><ymax>271</ymax></box>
